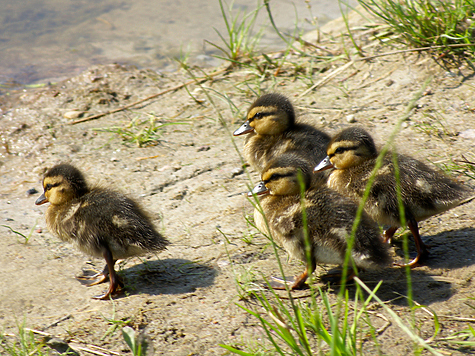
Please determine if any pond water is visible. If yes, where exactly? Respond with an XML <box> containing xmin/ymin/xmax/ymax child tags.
<box><xmin>0</xmin><ymin>0</ymin><xmax>356</xmax><ymax>86</ymax></box>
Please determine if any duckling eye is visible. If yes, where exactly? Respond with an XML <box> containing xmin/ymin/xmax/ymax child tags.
<box><xmin>335</xmin><ymin>147</ymin><xmax>345</xmax><ymax>154</ymax></box>
<box><xmin>254</xmin><ymin>112</ymin><xmax>263</xmax><ymax>120</ymax></box>
<box><xmin>45</xmin><ymin>183</ymin><xmax>59</xmax><ymax>191</ymax></box>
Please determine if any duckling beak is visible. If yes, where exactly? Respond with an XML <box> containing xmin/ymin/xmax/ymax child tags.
<box><xmin>247</xmin><ymin>181</ymin><xmax>269</xmax><ymax>197</ymax></box>
<box><xmin>314</xmin><ymin>156</ymin><xmax>334</xmax><ymax>172</ymax></box>
<box><xmin>233</xmin><ymin>120</ymin><xmax>254</xmax><ymax>136</ymax></box>
<box><xmin>35</xmin><ymin>193</ymin><xmax>48</xmax><ymax>205</ymax></box>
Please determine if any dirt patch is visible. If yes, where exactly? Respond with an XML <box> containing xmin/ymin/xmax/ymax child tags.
<box><xmin>1</xmin><ymin>13</ymin><xmax>475</xmax><ymax>356</ymax></box>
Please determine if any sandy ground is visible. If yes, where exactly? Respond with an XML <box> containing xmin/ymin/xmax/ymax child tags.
<box><xmin>1</xmin><ymin>13</ymin><xmax>475</xmax><ymax>356</ymax></box>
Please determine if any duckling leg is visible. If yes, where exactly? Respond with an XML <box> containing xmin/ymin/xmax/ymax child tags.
<box><xmin>291</xmin><ymin>268</ymin><xmax>310</xmax><ymax>289</ymax></box>
<box><xmin>383</xmin><ymin>226</ymin><xmax>398</xmax><ymax>244</ymax></box>
<box><xmin>93</xmin><ymin>249</ymin><xmax>124</xmax><ymax>300</ymax></box>
<box><xmin>396</xmin><ymin>218</ymin><xmax>429</xmax><ymax>268</ymax></box>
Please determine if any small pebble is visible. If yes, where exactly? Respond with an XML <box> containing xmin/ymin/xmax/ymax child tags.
<box><xmin>231</xmin><ymin>167</ymin><xmax>244</xmax><ymax>178</ymax></box>
<box><xmin>26</xmin><ymin>188</ymin><xmax>38</xmax><ymax>195</ymax></box>
<box><xmin>197</xmin><ymin>145</ymin><xmax>210</xmax><ymax>152</ymax></box>
<box><xmin>385</xmin><ymin>79</ymin><xmax>394</xmax><ymax>87</ymax></box>
<box><xmin>459</xmin><ymin>129</ymin><xmax>475</xmax><ymax>139</ymax></box>
<box><xmin>346</xmin><ymin>114</ymin><xmax>357</xmax><ymax>123</ymax></box>
<box><xmin>63</xmin><ymin>111</ymin><xmax>84</xmax><ymax>120</ymax></box>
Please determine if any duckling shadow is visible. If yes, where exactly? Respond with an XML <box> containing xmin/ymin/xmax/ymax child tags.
<box><xmin>337</xmin><ymin>228</ymin><xmax>475</xmax><ymax>306</ymax></box>
<box><xmin>339</xmin><ymin>267</ymin><xmax>455</xmax><ymax>307</ymax></box>
<box><xmin>119</xmin><ymin>258</ymin><xmax>217</xmax><ymax>296</ymax></box>
<box><xmin>391</xmin><ymin>227</ymin><xmax>475</xmax><ymax>269</ymax></box>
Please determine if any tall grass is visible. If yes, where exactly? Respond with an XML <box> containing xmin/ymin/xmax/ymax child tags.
<box><xmin>206</xmin><ymin>0</ymin><xmax>264</xmax><ymax>64</ymax></box>
<box><xmin>358</xmin><ymin>0</ymin><xmax>475</xmax><ymax>57</ymax></box>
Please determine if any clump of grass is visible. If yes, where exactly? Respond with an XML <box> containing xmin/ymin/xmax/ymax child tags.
<box><xmin>0</xmin><ymin>322</ymin><xmax>47</xmax><ymax>356</ymax></box>
<box><xmin>122</xmin><ymin>326</ymin><xmax>151</xmax><ymax>356</ymax></box>
<box><xmin>1</xmin><ymin>222</ymin><xmax>37</xmax><ymax>244</ymax></box>
<box><xmin>358</xmin><ymin>0</ymin><xmax>475</xmax><ymax>57</ymax></box>
<box><xmin>101</xmin><ymin>300</ymin><xmax>132</xmax><ymax>340</ymax></box>
<box><xmin>94</xmin><ymin>114</ymin><xmax>188</xmax><ymax>147</ymax></box>
<box><xmin>206</xmin><ymin>0</ymin><xmax>264</xmax><ymax>63</ymax></box>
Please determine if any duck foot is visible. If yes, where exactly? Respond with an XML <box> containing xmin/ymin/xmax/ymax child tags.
<box><xmin>89</xmin><ymin>249</ymin><xmax>124</xmax><ymax>300</ymax></box>
<box><xmin>269</xmin><ymin>276</ymin><xmax>309</xmax><ymax>290</ymax></box>
<box><xmin>269</xmin><ymin>269</ymin><xmax>309</xmax><ymax>290</ymax></box>
<box><xmin>320</xmin><ymin>268</ymin><xmax>356</xmax><ymax>284</ymax></box>
<box><xmin>92</xmin><ymin>276</ymin><xmax>124</xmax><ymax>300</ymax></box>
<box><xmin>76</xmin><ymin>265</ymin><xmax>109</xmax><ymax>286</ymax></box>
<box><xmin>394</xmin><ymin>249</ymin><xmax>430</xmax><ymax>268</ymax></box>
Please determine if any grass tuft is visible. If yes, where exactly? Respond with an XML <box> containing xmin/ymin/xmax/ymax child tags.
<box><xmin>358</xmin><ymin>0</ymin><xmax>475</xmax><ymax>58</ymax></box>
<box><xmin>206</xmin><ymin>0</ymin><xmax>264</xmax><ymax>63</ymax></box>
<box><xmin>94</xmin><ymin>114</ymin><xmax>189</xmax><ymax>147</ymax></box>
<box><xmin>0</xmin><ymin>322</ymin><xmax>47</xmax><ymax>356</ymax></box>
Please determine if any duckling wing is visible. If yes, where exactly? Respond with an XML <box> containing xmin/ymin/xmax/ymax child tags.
<box><xmin>60</xmin><ymin>189</ymin><xmax>169</xmax><ymax>259</ymax></box>
<box><xmin>304</xmin><ymin>189</ymin><xmax>390</xmax><ymax>268</ymax></box>
<box><xmin>397</xmin><ymin>154</ymin><xmax>472</xmax><ymax>220</ymax></box>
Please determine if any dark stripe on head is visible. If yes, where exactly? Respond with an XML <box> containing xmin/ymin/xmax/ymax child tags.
<box><xmin>45</xmin><ymin>163</ymin><xmax>89</xmax><ymax>196</ymax></box>
<box><xmin>249</xmin><ymin>93</ymin><xmax>295</xmax><ymax>125</ymax></box>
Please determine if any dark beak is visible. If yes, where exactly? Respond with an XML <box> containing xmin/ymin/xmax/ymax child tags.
<box><xmin>233</xmin><ymin>120</ymin><xmax>254</xmax><ymax>136</ymax></box>
<box><xmin>247</xmin><ymin>181</ymin><xmax>269</xmax><ymax>197</ymax></box>
<box><xmin>35</xmin><ymin>193</ymin><xmax>48</xmax><ymax>205</ymax></box>
<box><xmin>314</xmin><ymin>156</ymin><xmax>334</xmax><ymax>172</ymax></box>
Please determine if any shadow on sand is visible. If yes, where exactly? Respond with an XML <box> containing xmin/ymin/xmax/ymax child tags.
<box><xmin>79</xmin><ymin>258</ymin><xmax>217</xmax><ymax>298</ymax></box>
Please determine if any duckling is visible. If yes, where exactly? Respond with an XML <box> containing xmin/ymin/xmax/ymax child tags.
<box><xmin>250</xmin><ymin>153</ymin><xmax>390</xmax><ymax>290</ymax></box>
<box><xmin>233</xmin><ymin>93</ymin><xmax>330</xmax><ymax>180</ymax></box>
<box><xmin>314</xmin><ymin>127</ymin><xmax>473</xmax><ymax>267</ymax></box>
<box><xmin>35</xmin><ymin>163</ymin><xmax>170</xmax><ymax>299</ymax></box>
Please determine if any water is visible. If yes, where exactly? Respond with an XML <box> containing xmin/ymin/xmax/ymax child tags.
<box><xmin>0</xmin><ymin>0</ymin><xmax>356</xmax><ymax>86</ymax></box>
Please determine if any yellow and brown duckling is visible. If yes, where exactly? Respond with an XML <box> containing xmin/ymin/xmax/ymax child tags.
<box><xmin>250</xmin><ymin>153</ymin><xmax>390</xmax><ymax>290</ymax></box>
<box><xmin>315</xmin><ymin>127</ymin><xmax>473</xmax><ymax>267</ymax></box>
<box><xmin>234</xmin><ymin>93</ymin><xmax>330</xmax><ymax>180</ymax></box>
<box><xmin>35</xmin><ymin>163</ymin><xmax>170</xmax><ymax>299</ymax></box>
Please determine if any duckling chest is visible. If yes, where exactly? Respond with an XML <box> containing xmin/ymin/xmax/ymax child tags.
<box><xmin>244</xmin><ymin>135</ymin><xmax>293</xmax><ymax>170</ymax></box>
<box><xmin>46</xmin><ymin>202</ymin><xmax>87</xmax><ymax>242</ymax></box>
<box><xmin>328</xmin><ymin>170</ymin><xmax>362</xmax><ymax>199</ymax></box>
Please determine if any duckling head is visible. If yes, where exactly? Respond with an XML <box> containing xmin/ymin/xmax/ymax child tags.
<box><xmin>314</xmin><ymin>127</ymin><xmax>377</xmax><ymax>171</ymax></box>
<box><xmin>35</xmin><ymin>163</ymin><xmax>89</xmax><ymax>206</ymax></box>
<box><xmin>233</xmin><ymin>93</ymin><xmax>295</xmax><ymax>136</ymax></box>
<box><xmin>250</xmin><ymin>155</ymin><xmax>312</xmax><ymax>196</ymax></box>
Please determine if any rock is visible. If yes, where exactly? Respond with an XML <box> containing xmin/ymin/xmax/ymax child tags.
<box><xmin>346</xmin><ymin>114</ymin><xmax>357</xmax><ymax>123</ymax></box>
<box><xmin>231</xmin><ymin>167</ymin><xmax>244</xmax><ymax>178</ymax></box>
<box><xmin>63</xmin><ymin>111</ymin><xmax>85</xmax><ymax>120</ymax></box>
<box><xmin>46</xmin><ymin>337</ymin><xmax>80</xmax><ymax>356</ymax></box>
<box><xmin>26</xmin><ymin>188</ymin><xmax>38</xmax><ymax>195</ymax></box>
<box><xmin>459</xmin><ymin>129</ymin><xmax>475</xmax><ymax>139</ymax></box>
